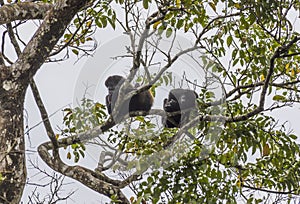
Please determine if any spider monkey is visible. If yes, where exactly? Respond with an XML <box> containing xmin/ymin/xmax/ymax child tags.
<box><xmin>105</xmin><ymin>75</ymin><xmax>153</xmax><ymax>118</ymax></box>
<box><xmin>163</xmin><ymin>88</ymin><xmax>198</xmax><ymax>128</ymax></box>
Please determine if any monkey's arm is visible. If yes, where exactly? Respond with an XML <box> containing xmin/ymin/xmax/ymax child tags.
<box><xmin>105</xmin><ymin>94</ymin><xmax>112</xmax><ymax>114</ymax></box>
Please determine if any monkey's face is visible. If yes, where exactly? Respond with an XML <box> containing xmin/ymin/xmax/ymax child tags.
<box><xmin>163</xmin><ymin>88</ymin><xmax>198</xmax><ymax>128</ymax></box>
<box><xmin>163</xmin><ymin>98</ymin><xmax>180</xmax><ymax>112</ymax></box>
<box><xmin>105</xmin><ymin>75</ymin><xmax>140</xmax><ymax>117</ymax></box>
<box><xmin>105</xmin><ymin>75</ymin><xmax>125</xmax><ymax>93</ymax></box>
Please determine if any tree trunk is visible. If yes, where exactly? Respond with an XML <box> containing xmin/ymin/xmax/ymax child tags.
<box><xmin>0</xmin><ymin>84</ymin><xmax>26</xmax><ymax>204</ymax></box>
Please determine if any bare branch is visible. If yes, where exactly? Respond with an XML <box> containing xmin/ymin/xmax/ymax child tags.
<box><xmin>10</xmin><ymin>0</ymin><xmax>93</xmax><ymax>85</ymax></box>
<box><xmin>29</xmin><ymin>79</ymin><xmax>59</xmax><ymax>155</ymax></box>
<box><xmin>38</xmin><ymin>142</ymin><xmax>131</xmax><ymax>204</ymax></box>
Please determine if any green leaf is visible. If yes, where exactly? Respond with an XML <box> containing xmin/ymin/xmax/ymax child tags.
<box><xmin>184</xmin><ymin>22</ymin><xmax>189</xmax><ymax>32</ymax></box>
<box><xmin>273</xmin><ymin>95</ymin><xmax>286</xmax><ymax>101</ymax></box>
<box><xmin>95</xmin><ymin>17</ymin><xmax>102</xmax><ymax>28</ymax></box>
<box><xmin>233</xmin><ymin>58</ymin><xmax>239</xmax><ymax>66</ymax></box>
<box><xmin>289</xmin><ymin>134</ymin><xmax>297</xmax><ymax>140</ymax></box>
<box><xmin>107</xmin><ymin>17</ymin><xmax>116</xmax><ymax>29</ymax></box>
<box><xmin>249</xmin><ymin>12</ymin><xmax>256</xmax><ymax>25</ymax></box>
<box><xmin>72</xmin><ymin>49</ymin><xmax>79</xmax><ymax>55</ymax></box>
<box><xmin>143</xmin><ymin>0</ymin><xmax>149</xmax><ymax>9</ymax></box>
<box><xmin>166</xmin><ymin>27</ymin><xmax>172</xmax><ymax>38</ymax></box>
<box><xmin>79</xmin><ymin>150</ymin><xmax>85</xmax><ymax>158</ymax></box>
<box><xmin>232</xmin><ymin>49</ymin><xmax>238</xmax><ymax>60</ymax></box>
<box><xmin>227</xmin><ymin>36</ymin><xmax>233</xmax><ymax>47</ymax></box>
<box><xmin>157</xmin><ymin>25</ymin><xmax>165</xmax><ymax>35</ymax></box>
<box><xmin>67</xmin><ymin>152</ymin><xmax>71</xmax><ymax>159</ymax></box>
<box><xmin>100</xmin><ymin>16</ymin><xmax>107</xmax><ymax>27</ymax></box>
<box><xmin>209</xmin><ymin>2</ymin><xmax>216</xmax><ymax>11</ymax></box>
<box><xmin>176</xmin><ymin>19</ymin><xmax>184</xmax><ymax>29</ymax></box>
<box><xmin>163</xmin><ymin>75</ymin><xmax>169</xmax><ymax>85</ymax></box>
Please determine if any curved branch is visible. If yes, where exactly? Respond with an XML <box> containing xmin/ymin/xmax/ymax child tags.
<box><xmin>0</xmin><ymin>2</ymin><xmax>53</xmax><ymax>25</ymax></box>
<box><xmin>38</xmin><ymin>143</ymin><xmax>130</xmax><ymax>204</ymax></box>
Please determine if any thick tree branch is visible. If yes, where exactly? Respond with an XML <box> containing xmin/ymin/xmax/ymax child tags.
<box><xmin>0</xmin><ymin>2</ymin><xmax>53</xmax><ymax>25</ymax></box>
<box><xmin>38</xmin><ymin>143</ymin><xmax>130</xmax><ymax>204</ymax></box>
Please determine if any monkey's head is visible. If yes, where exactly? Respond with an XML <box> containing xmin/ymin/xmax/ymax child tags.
<box><xmin>177</xmin><ymin>90</ymin><xmax>197</xmax><ymax>110</ymax></box>
<box><xmin>105</xmin><ymin>75</ymin><xmax>125</xmax><ymax>92</ymax></box>
<box><xmin>163</xmin><ymin>89</ymin><xmax>198</xmax><ymax>128</ymax></box>
<box><xmin>165</xmin><ymin>89</ymin><xmax>198</xmax><ymax>111</ymax></box>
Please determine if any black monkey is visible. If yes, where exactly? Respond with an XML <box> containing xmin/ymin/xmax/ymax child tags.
<box><xmin>105</xmin><ymin>75</ymin><xmax>153</xmax><ymax>118</ymax></box>
<box><xmin>163</xmin><ymin>88</ymin><xmax>198</xmax><ymax>128</ymax></box>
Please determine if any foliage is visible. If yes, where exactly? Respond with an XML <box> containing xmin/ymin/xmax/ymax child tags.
<box><xmin>0</xmin><ymin>173</ymin><xmax>3</xmax><ymax>183</ymax></box>
<box><xmin>56</xmin><ymin>0</ymin><xmax>300</xmax><ymax>203</ymax></box>
<box><xmin>127</xmin><ymin>0</ymin><xmax>300</xmax><ymax>203</ymax></box>
<box><xmin>62</xmin><ymin>98</ymin><xmax>107</xmax><ymax>162</ymax></box>
<box><xmin>61</xmin><ymin>0</ymin><xmax>116</xmax><ymax>56</ymax></box>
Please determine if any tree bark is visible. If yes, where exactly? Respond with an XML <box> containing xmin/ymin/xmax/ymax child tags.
<box><xmin>0</xmin><ymin>2</ymin><xmax>53</xmax><ymax>25</ymax></box>
<box><xmin>0</xmin><ymin>79</ymin><xmax>26</xmax><ymax>203</ymax></box>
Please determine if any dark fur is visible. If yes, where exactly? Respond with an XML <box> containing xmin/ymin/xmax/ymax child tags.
<box><xmin>105</xmin><ymin>75</ymin><xmax>153</xmax><ymax>117</ymax></box>
<box><xmin>163</xmin><ymin>88</ymin><xmax>198</xmax><ymax>128</ymax></box>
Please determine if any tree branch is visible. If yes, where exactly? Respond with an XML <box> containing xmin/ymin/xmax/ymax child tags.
<box><xmin>0</xmin><ymin>2</ymin><xmax>53</xmax><ymax>25</ymax></box>
<box><xmin>29</xmin><ymin>79</ymin><xmax>59</xmax><ymax>155</ymax></box>
<box><xmin>38</xmin><ymin>143</ymin><xmax>130</xmax><ymax>204</ymax></box>
<box><xmin>9</xmin><ymin>0</ymin><xmax>93</xmax><ymax>85</ymax></box>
